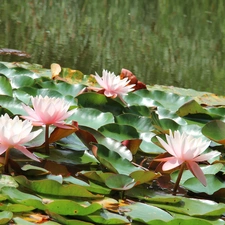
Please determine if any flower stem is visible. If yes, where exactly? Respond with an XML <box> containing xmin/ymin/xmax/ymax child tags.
<box><xmin>173</xmin><ymin>163</ymin><xmax>185</xmax><ymax>195</ymax></box>
<box><xmin>4</xmin><ymin>148</ymin><xmax>10</xmax><ymax>173</ymax></box>
<box><xmin>45</xmin><ymin>125</ymin><xmax>50</xmax><ymax>154</ymax></box>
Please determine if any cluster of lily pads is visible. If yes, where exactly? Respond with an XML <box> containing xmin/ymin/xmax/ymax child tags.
<box><xmin>0</xmin><ymin>61</ymin><xmax>225</xmax><ymax>224</ymax></box>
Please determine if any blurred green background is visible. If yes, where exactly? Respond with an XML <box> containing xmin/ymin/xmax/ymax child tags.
<box><xmin>0</xmin><ymin>0</ymin><xmax>225</xmax><ymax>94</ymax></box>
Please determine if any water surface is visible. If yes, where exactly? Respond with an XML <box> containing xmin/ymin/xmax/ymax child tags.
<box><xmin>0</xmin><ymin>0</ymin><xmax>225</xmax><ymax>94</ymax></box>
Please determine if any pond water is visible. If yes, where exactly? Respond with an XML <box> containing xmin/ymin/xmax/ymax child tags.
<box><xmin>1</xmin><ymin>0</ymin><xmax>225</xmax><ymax>95</ymax></box>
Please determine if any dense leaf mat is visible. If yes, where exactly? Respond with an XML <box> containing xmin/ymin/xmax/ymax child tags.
<box><xmin>0</xmin><ymin>62</ymin><xmax>224</xmax><ymax>224</ymax></box>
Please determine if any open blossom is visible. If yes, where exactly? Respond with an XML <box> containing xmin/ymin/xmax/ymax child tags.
<box><xmin>0</xmin><ymin>114</ymin><xmax>42</xmax><ymax>161</ymax></box>
<box><xmin>156</xmin><ymin>130</ymin><xmax>221</xmax><ymax>186</ymax></box>
<box><xmin>95</xmin><ymin>69</ymin><xmax>135</xmax><ymax>98</ymax></box>
<box><xmin>21</xmin><ymin>95</ymin><xmax>75</xmax><ymax>128</ymax></box>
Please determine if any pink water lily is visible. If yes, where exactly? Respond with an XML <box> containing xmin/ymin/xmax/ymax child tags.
<box><xmin>95</xmin><ymin>69</ymin><xmax>135</xmax><ymax>98</ymax></box>
<box><xmin>21</xmin><ymin>95</ymin><xmax>75</xmax><ymax>128</ymax></box>
<box><xmin>21</xmin><ymin>95</ymin><xmax>75</xmax><ymax>154</ymax></box>
<box><xmin>0</xmin><ymin>114</ymin><xmax>42</xmax><ymax>172</ymax></box>
<box><xmin>155</xmin><ymin>130</ymin><xmax>220</xmax><ymax>191</ymax></box>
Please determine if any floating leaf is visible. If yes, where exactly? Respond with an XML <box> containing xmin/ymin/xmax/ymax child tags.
<box><xmin>176</xmin><ymin>99</ymin><xmax>209</xmax><ymax>117</ymax></box>
<box><xmin>105</xmin><ymin>174</ymin><xmax>136</xmax><ymax>190</ymax></box>
<box><xmin>0</xmin><ymin>75</ymin><xmax>12</xmax><ymax>96</ymax></box>
<box><xmin>21</xmin><ymin>164</ymin><xmax>49</xmax><ymax>176</ymax></box>
<box><xmin>76</xmin><ymin>92</ymin><xmax>124</xmax><ymax>115</ymax></box>
<box><xmin>130</xmin><ymin>170</ymin><xmax>161</xmax><ymax>185</ymax></box>
<box><xmin>202</xmin><ymin>120</ymin><xmax>225</xmax><ymax>144</ymax></box>
<box><xmin>0</xmin><ymin>211</ymin><xmax>13</xmax><ymax>224</ymax></box>
<box><xmin>115</xmin><ymin>113</ymin><xmax>153</xmax><ymax>133</ymax></box>
<box><xmin>11</xmin><ymin>75</ymin><xmax>35</xmax><ymax>89</ymax></box>
<box><xmin>121</xmin><ymin>202</ymin><xmax>173</xmax><ymax>223</ymax></box>
<box><xmin>70</xmin><ymin>108</ymin><xmax>114</xmax><ymax>130</ymax></box>
<box><xmin>15</xmin><ymin>176</ymin><xmax>102</xmax><ymax>199</ymax></box>
<box><xmin>85</xmin><ymin>209</ymin><xmax>130</xmax><ymax>224</ymax></box>
<box><xmin>183</xmin><ymin>175</ymin><xmax>225</xmax><ymax>195</ymax></box>
<box><xmin>0</xmin><ymin>95</ymin><xmax>27</xmax><ymax>115</ymax></box>
<box><xmin>40</xmin><ymin>81</ymin><xmax>86</xmax><ymax>97</ymax></box>
<box><xmin>95</xmin><ymin>143</ymin><xmax>142</xmax><ymax>175</ymax></box>
<box><xmin>151</xmin><ymin>196</ymin><xmax>225</xmax><ymax>217</ymax></box>
<box><xmin>46</xmin><ymin>149</ymin><xmax>98</xmax><ymax>165</ymax></box>
<box><xmin>77</xmin><ymin>126</ymin><xmax>133</xmax><ymax>160</ymax></box>
<box><xmin>46</xmin><ymin>211</ymin><xmax>95</xmax><ymax>225</ymax></box>
<box><xmin>45</xmin><ymin>200</ymin><xmax>102</xmax><ymax>216</ymax></box>
<box><xmin>98</xmin><ymin>124</ymin><xmax>139</xmax><ymax>142</ymax></box>
<box><xmin>125</xmin><ymin>89</ymin><xmax>192</xmax><ymax>111</ymax></box>
<box><xmin>139</xmin><ymin>132</ymin><xmax>165</xmax><ymax>154</ymax></box>
<box><xmin>0</xmin><ymin>175</ymin><xmax>18</xmax><ymax>189</ymax></box>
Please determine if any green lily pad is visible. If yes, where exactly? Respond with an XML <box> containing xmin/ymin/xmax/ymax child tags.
<box><xmin>151</xmin><ymin>196</ymin><xmax>225</xmax><ymax>217</ymax></box>
<box><xmin>105</xmin><ymin>174</ymin><xmax>136</xmax><ymax>190</ymax></box>
<box><xmin>76</xmin><ymin>92</ymin><xmax>125</xmax><ymax>115</ymax></box>
<box><xmin>70</xmin><ymin>108</ymin><xmax>114</xmax><ymax>130</ymax></box>
<box><xmin>202</xmin><ymin>120</ymin><xmax>225</xmax><ymax>144</ymax></box>
<box><xmin>85</xmin><ymin>209</ymin><xmax>130</xmax><ymax>224</ymax></box>
<box><xmin>11</xmin><ymin>75</ymin><xmax>35</xmax><ymax>89</ymax></box>
<box><xmin>121</xmin><ymin>202</ymin><xmax>173</xmax><ymax>223</ymax></box>
<box><xmin>183</xmin><ymin>175</ymin><xmax>225</xmax><ymax>195</ymax></box>
<box><xmin>40</xmin><ymin>81</ymin><xmax>86</xmax><ymax>97</ymax></box>
<box><xmin>125</xmin><ymin>89</ymin><xmax>192</xmax><ymax>111</ymax></box>
<box><xmin>95</xmin><ymin>143</ymin><xmax>142</xmax><ymax>175</ymax></box>
<box><xmin>0</xmin><ymin>211</ymin><xmax>13</xmax><ymax>224</ymax></box>
<box><xmin>0</xmin><ymin>175</ymin><xmax>18</xmax><ymax>189</ymax></box>
<box><xmin>98</xmin><ymin>124</ymin><xmax>139</xmax><ymax>142</ymax></box>
<box><xmin>14</xmin><ymin>176</ymin><xmax>102</xmax><ymax>199</ymax></box>
<box><xmin>115</xmin><ymin>113</ymin><xmax>153</xmax><ymax>133</ymax></box>
<box><xmin>0</xmin><ymin>75</ymin><xmax>12</xmax><ymax>96</ymax></box>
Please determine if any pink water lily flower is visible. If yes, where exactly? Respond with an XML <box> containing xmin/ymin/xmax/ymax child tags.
<box><xmin>21</xmin><ymin>95</ymin><xmax>75</xmax><ymax>154</ymax></box>
<box><xmin>156</xmin><ymin>130</ymin><xmax>220</xmax><ymax>187</ymax></box>
<box><xmin>21</xmin><ymin>95</ymin><xmax>75</xmax><ymax>128</ymax></box>
<box><xmin>95</xmin><ymin>69</ymin><xmax>135</xmax><ymax>98</ymax></box>
<box><xmin>0</xmin><ymin>114</ymin><xmax>42</xmax><ymax>171</ymax></box>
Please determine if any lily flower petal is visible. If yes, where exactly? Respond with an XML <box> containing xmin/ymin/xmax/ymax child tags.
<box><xmin>162</xmin><ymin>157</ymin><xmax>184</xmax><ymax>171</ymax></box>
<box><xmin>21</xmin><ymin>95</ymin><xmax>74</xmax><ymax>128</ymax></box>
<box><xmin>15</xmin><ymin>145</ymin><xmax>40</xmax><ymax>162</ymax></box>
<box><xmin>186</xmin><ymin>161</ymin><xmax>207</xmax><ymax>186</ymax></box>
<box><xmin>0</xmin><ymin>114</ymin><xmax>42</xmax><ymax>161</ymax></box>
<box><xmin>155</xmin><ymin>129</ymin><xmax>221</xmax><ymax>186</ymax></box>
<box><xmin>194</xmin><ymin>151</ymin><xmax>221</xmax><ymax>162</ymax></box>
<box><xmin>95</xmin><ymin>69</ymin><xmax>135</xmax><ymax>98</ymax></box>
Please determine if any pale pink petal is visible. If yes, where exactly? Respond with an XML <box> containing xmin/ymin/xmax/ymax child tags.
<box><xmin>0</xmin><ymin>145</ymin><xmax>9</xmax><ymax>154</ymax></box>
<box><xmin>95</xmin><ymin>73</ymin><xmax>108</xmax><ymax>89</ymax></box>
<box><xmin>186</xmin><ymin>161</ymin><xmax>207</xmax><ymax>186</ymax></box>
<box><xmin>104</xmin><ymin>90</ymin><xmax>117</xmax><ymax>98</ymax></box>
<box><xmin>29</xmin><ymin>121</ymin><xmax>45</xmax><ymax>126</ymax></box>
<box><xmin>156</xmin><ymin>136</ymin><xmax>176</xmax><ymax>156</ymax></box>
<box><xmin>162</xmin><ymin>157</ymin><xmax>184</xmax><ymax>171</ymax></box>
<box><xmin>22</xmin><ymin>96</ymin><xmax>74</xmax><ymax>127</ymax></box>
<box><xmin>14</xmin><ymin>145</ymin><xmax>40</xmax><ymax>162</ymax></box>
<box><xmin>22</xmin><ymin>104</ymin><xmax>41</xmax><ymax>121</ymax></box>
<box><xmin>194</xmin><ymin>151</ymin><xmax>221</xmax><ymax>162</ymax></box>
<box><xmin>19</xmin><ymin>129</ymin><xmax>42</xmax><ymax>144</ymax></box>
<box><xmin>94</xmin><ymin>70</ymin><xmax>135</xmax><ymax>98</ymax></box>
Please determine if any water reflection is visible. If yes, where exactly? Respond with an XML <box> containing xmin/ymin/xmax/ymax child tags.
<box><xmin>0</xmin><ymin>0</ymin><xmax>225</xmax><ymax>95</ymax></box>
